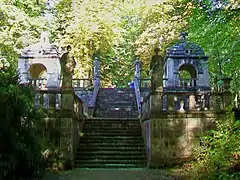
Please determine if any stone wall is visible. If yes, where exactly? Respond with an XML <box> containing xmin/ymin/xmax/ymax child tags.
<box><xmin>141</xmin><ymin>111</ymin><xmax>224</xmax><ymax>167</ymax></box>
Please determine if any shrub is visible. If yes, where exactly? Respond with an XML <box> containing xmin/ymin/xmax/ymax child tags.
<box><xmin>0</xmin><ymin>67</ymin><xmax>46</xmax><ymax>179</ymax></box>
<box><xmin>180</xmin><ymin>109</ymin><xmax>240</xmax><ymax>180</ymax></box>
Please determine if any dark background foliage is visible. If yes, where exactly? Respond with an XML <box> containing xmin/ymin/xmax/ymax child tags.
<box><xmin>0</xmin><ymin>67</ymin><xmax>45</xmax><ymax>179</ymax></box>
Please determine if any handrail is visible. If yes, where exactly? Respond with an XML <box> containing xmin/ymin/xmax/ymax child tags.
<box><xmin>140</xmin><ymin>90</ymin><xmax>231</xmax><ymax>120</ymax></box>
<box><xmin>134</xmin><ymin>59</ymin><xmax>142</xmax><ymax>115</ymax></box>
<box><xmin>134</xmin><ymin>77</ymin><xmax>141</xmax><ymax>115</ymax></box>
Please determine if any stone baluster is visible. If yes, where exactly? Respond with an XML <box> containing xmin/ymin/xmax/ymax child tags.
<box><xmin>189</xmin><ymin>94</ymin><xmax>196</xmax><ymax>110</ymax></box>
<box><xmin>34</xmin><ymin>93</ymin><xmax>41</xmax><ymax>107</ymax></box>
<box><xmin>56</xmin><ymin>94</ymin><xmax>61</xmax><ymax>109</ymax></box>
<box><xmin>43</xmin><ymin>93</ymin><xmax>49</xmax><ymax>108</ymax></box>
<box><xmin>184</xmin><ymin>95</ymin><xmax>189</xmax><ymax>110</ymax></box>
<box><xmin>173</xmin><ymin>96</ymin><xmax>179</xmax><ymax>110</ymax></box>
<box><xmin>162</xmin><ymin>95</ymin><xmax>168</xmax><ymax>111</ymax></box>
<box><xmin>77</xmin><ymin>79</ymin><xmax>80</xmax><ymax>88</ymax></box>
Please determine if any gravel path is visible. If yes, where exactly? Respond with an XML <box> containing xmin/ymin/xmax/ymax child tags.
<box><xmin>43</xmin><ymin>168</ymin><xmax>173</xmax><ymax>180</ymax></box>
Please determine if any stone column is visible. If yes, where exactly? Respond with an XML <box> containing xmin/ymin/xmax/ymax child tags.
<box><xmin>59</xmin><ymin>46</ymin><xmax>75</xmax><ymax>165</ymax></box>
<box><xmin>60</xmin><ymin>77</ymin><xmax>74</xmax><ymax>163</ymax></box>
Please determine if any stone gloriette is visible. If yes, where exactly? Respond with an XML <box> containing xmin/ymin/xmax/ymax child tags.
<box><xmin>18</xmin><ymin>32</ymin><xmax>60</xmax><ymax>87</ymax></box>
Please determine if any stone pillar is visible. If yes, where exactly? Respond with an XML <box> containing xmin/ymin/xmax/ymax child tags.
<box><xmin>150</xmin><ymin>87</ymin><xmax>163</xmax><ymax>117</ymax></box>
<box><xmin>222</xmin><ymin>78</ymin><xmax>232</xmax><ymax>109</ymax></box>
<box><xmin>60</xmin><ymin>78</ymin><xmax>74</xmax><ymax>163</ymax></box>
<box><xmin>59</xmin><ymin>46</ymin><xmax>75</xmax><ymax>165</ymax></box>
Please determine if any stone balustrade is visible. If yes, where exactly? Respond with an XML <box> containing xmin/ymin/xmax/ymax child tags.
<box><xmin>179</xmin><ymin>78</ymin><xmax>197</xmax><ymax>87</ymax></box>
<box><xmin>140</xmin><ymin>89</ymin><xmax>231</xmax><ymax>167</ymax></box>
<box><xmin>72</xmin><ymin>78</ymin><xmax>93</xmax><ymax>89</ymax></box>
<box><xmin>28</xmin><ymin>78</ymin><xmax>47</xmax><ymax>88</ymax></box>
<box><xmin>141</xmin><ymin>91</ymin><xmax>232</xmax><ymax>119</ymax></box>
<box><xmin>28</xmin><ymin>78</ymin><xmax>94</xmax><ymax>89</ymax></box>
<box><xmin>34</xmin><ymin>88</ymin><xmax>61</xmax><ymax>109</ymax></box>
<box><xmin>140</xmin><ymin>78</ymin><xmax>198</xmax><ymax>89</ymax></box>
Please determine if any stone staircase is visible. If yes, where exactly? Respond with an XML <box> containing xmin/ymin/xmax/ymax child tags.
<box><xmin>94</xmin><ymin>88</ymin><xmax>139</xmax><ymax>118</ymax></box>
<box><xmin>74</xmin><ymin>88</ymin><xmax>146</xmax><ymax>168</ymax></box>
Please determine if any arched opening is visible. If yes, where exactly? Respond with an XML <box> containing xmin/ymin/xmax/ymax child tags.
<box><xmin>29</xmin><ymin>63</ymin><xmax>47</xmax><ymax>79</ymax></box>
<box><xmin>28</xmin><ymin>63</ymin><xmax>47</xmax><ymax>87</ymax></box>
<box><xmin>178</xmin><ymin>64</ymin><xmax>197</xmax><ymax>87</ymax></box>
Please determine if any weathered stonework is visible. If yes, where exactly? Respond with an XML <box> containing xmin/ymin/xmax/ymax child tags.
<box><xmin>60</xmin><ymin>117</ymin><xmax>74</xmax><ymax>161</ymax></box>
<box><xmin>139</xmin><ymin>33</ymin><xmax>230</xmax><ymax>167</ymax></box>
<box><xmin>141</xmin><ymin>111</ymin><xmax>224</xmax><ymax>167</ymax></box>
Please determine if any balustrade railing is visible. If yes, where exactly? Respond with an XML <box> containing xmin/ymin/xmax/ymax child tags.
<box><xmin>72</xmin><ymin>78</ymin><xmax>93</xmax><ymax>89</ymax></box>
<box><xmin>179</xmin><ymin>78</ymin><xmax>197</xmax><ymax>87</ymax></box>
<box><xmin>134</xmin><ymin>59</ymin><xmax>142</xmax><ymax>115</ymax></box>
<box><xmin>34</xmin><ymin>88</ymin><xmax>61</xmax><ymax>109</ymax></box>
<box><xmin>28</xmin><ymin>78</ymin><xmax>94</xmax><ymax>89</ymax></box>
<box><xmin>28</xmin><ymin>78</ymin><xmax>47</xmax><ymax>88</ymax></box>
<box><xmin>34</xmin><ymin>88</ymin><xmax>84</xmax><ymax>115</ymax></box>
<box><xmin>141</xmin><ymin>91</ymin><xmax>231</xmax><ymax>117</ymax></box>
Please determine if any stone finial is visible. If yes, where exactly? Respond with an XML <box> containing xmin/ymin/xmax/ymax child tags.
<box><xmin>40</xmin><ymin>31</ymin><xmax>50</xmax><ymax>44</ymax></box>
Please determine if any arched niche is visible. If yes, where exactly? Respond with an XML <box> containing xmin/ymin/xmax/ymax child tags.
<box><xmin>28</xmin><ymin>63</ymin><xmax>47</xmax><ymax>79</ymax></box>
<box><xmin>178</xmin><ymin>64</ymin><xmax>197</xmax><ymax>87</ymax></box>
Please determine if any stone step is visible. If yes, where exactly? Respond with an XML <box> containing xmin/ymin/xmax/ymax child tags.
<box><xmin>79</xmin><ymin>138</ymin><xmax>144</xmax><ymax>144</ymax></box>
<box><xmin>83</xmin><ymin>123</ymin><xmax>141</xmax><ymax>128</ymax></box>
<box><xmin>74</xmin><ymin>159</ymin><xmax>146</xmax><ymax>165</ymax></box>
<box><xmin>79</xmin><ymin>135</ymin><xmax>143</xmax><ymax>141</ymax></box>
<box><xmin>85</xmin><ymin>117</ymin><xmax>139</xmax><ymax>122</ymax></box>
<box><xmin>94</xmin><ymin>110</ymin><xmax>138</xmax><ymax>118</ymax></box>
<box><xmin>95</xmin><ymin>106</ymin><xmax>138</xmax><ymax>111</ymax></box>
<box><xmin>73</xmin><ymin>163</ymin><xmax>146</xmax><ymax>168</ymax></box>
<box><xmin>83</xmin><ymin>126</ymin><xmax>141</xmax><ymax>130</ymax></box>
<box><xmin>96</xmin><ymin>97</ymin><xmax>136</xmax><ymax>103</ymax></box>
<box><xmin>76</xmin><ymin>150</ymin><xmax>145</xmax><ymax>156</ymax></box>
<box><xmin>96</xmin><ymin>100</ymin><xmax>136</xmax><ymax>105</ymax></box>
<box><xmin>96</xmin><ymin>101</ymin><xmax>136</xmax><ymax>106</ymax></box>
<box><xmin>82</xmin><ymin>132</ymin><xmax>142</xmax><ymax>136</ymax></box>
<box><xmin>97</xmin><ymin>92</ymin><xmax>136</xmax><ymax>97</ymax></box>
<box><xmin>99</xmin><ymin>88</ymin><xmax>135</xmax><ymax>93</ymax></box>
<box><xmin>78</xmin><ymin>142</ymin><xmax>144</xmax><ymax>148</ymax></box>
<box><xmin>77</xmin><ymin>146</ymin><xmax>145</xmax><ymax>151</ymax></box>
<box><xmin>75</xmin><ymin>155</ymin><xmax>145</xmax><ymax>160</ymax></box>
<box><xmin>82</xmin><ymin>128</ymin><xmax>142</xmax><ymax>133</ymax></box>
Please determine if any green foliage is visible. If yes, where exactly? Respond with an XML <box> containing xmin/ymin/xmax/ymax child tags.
<box><xmin>0</xmin><ymin>0</ymin><xmax>47</xmax><ymax>66</ymax></box>
<box><xmin>179</xmin><ymin>111</ymin><xmax>240</xmax><ymax>179</ymax></box>
<box><xmin>52</xmin><ymin>0</ymin><xmax>188</xmax><ymax>86</ymax></box>
<box><xmin>0</xmin><ymin>67</ymin><xmax>46</xmax><ymax>179</ymax></box>
<box><xmin>187</xmin><ymin>0</ymin><xmax>240</xmax><ymax>91</ymax></box>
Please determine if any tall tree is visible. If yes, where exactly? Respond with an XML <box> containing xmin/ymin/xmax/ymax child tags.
<box><xmin>186</xmin><ymin>0</ymin><xmax>240</xmax><ymax>91</ymax></box>
<box><xmin>0</xmin><ymin>0</ymin><xmax>47</xmax><ymax>66</ymax></box>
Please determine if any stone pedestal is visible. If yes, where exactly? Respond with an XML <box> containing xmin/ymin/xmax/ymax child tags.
<box><xmin>150</xmin><ymin>87</ymin><xmax>163</xmax><ymax>118</ymax></box>
<box><xmin>60</xmin><ymin>71</ymin><xmax>74</xmax><ymax>164</ymax></box>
